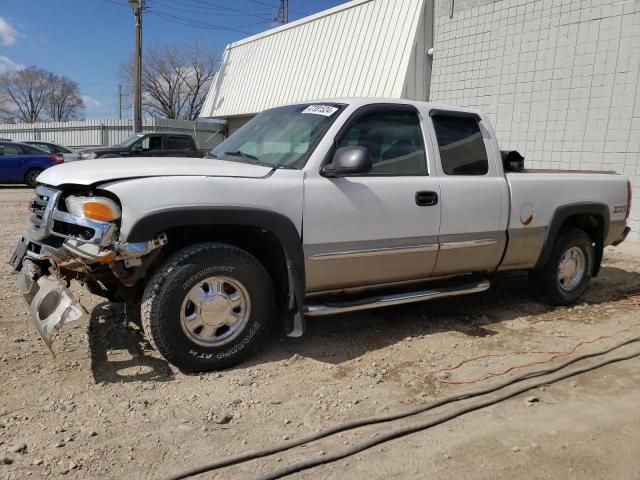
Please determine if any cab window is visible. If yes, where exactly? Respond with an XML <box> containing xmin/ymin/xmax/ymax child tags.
<box><xmin>337</xmin><ymin>109</ymin><xmax>427</xmax><ymax>175</ymax></box>
<box><xmin>432</xmin><ymin>115</ymin><xmax>489</xmax><ymax>175</ymax></box>
<box><xmin>135</xmin><ymin>135</ymin><xmax>163</xmax><ymax>151</ymax></box>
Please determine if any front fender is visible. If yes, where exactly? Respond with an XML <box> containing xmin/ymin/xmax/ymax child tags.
<box><xmin>127</xmin><ymin>206</ymin><xmax>306</xmax><ymax>336</ymax></box>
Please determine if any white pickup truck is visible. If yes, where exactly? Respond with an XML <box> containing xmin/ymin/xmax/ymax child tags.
<box><xmin>10</xmin><ymin>99</ymin><xmax>631</xmax><ymax>371</ymax></box>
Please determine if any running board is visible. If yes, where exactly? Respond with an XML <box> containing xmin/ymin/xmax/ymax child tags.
<box><xmin>304</xmin><ymin>279</ymin><xmax>491</xmax><ymax>317</ymax></box>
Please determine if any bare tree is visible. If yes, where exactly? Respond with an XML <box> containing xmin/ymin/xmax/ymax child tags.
<box><xmin>122</xmin><ymin>43</ymin><xmax>220</xmax><ymax>120</ymax></box>
<box><xmin>46</xmin><ymin>74</ymin><xmax>84</xmax><ymax>121</ymax></box>
<box><xmin>0</xmin><ymin>67</ymin><xmax>84</xmax><ymax>123</ymax></box>
<box><xmin>0</xmin><ymin>67</ymin><xmax>50</xmax><ymax>123</ymax></box>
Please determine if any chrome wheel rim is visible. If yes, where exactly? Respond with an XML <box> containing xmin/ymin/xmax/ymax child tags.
<box><xmin>557</xmin><ymin>246</ymin><xmax>586</xmax><ymax>292</ymax></box>
<box><xmin>180</xmin><ymin>276</ymin><xmax>251</xmax><ymax>347</ymax></box>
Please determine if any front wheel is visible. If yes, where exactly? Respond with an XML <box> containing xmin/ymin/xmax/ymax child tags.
<box><xmin>24</xmin><ymin>168</ymin><xmax>43</xmax><ymax>188</ymax></box>
<box><xmin>529</xmin><ymin>227</ymin><xmax>594</xmax><ymax>305</ymax></box>
<box><xmin>141</xmin><ymin>243</ymin><xmax>275</xmax><ymax>371</ymax></box>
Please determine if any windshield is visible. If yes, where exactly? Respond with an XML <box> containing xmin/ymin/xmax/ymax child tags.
<box><xmin>209</xmin><ymin>103</ymin><xmax>345</xmax><ymax>169</ymax></box>
<box><xmin>119</xmin><ymin>134</ymin><xmax>144</xmax><ymax>147</ymax></box>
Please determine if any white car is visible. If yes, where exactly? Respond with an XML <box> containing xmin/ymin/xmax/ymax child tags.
<box><xmin>11</xmin><ymin>98</ymin><xmax>632</xmax><ymax>371</ymax></box>
<box><xmin>23</xmin><ymin>141</ymin><xmax>81</xmax><ymax>162</ymax></box>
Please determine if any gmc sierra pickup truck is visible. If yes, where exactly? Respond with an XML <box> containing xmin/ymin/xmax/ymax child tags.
<box><xmin>10</xmin><ymin>99</ymin><xmax>631</xmax><ymax>371</ymax></box>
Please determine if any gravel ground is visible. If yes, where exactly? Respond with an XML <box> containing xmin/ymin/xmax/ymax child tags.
<box><xmin>1</xmin><ymin>186</ymin><xmax>640</xmax><ymax>480</ymax></box>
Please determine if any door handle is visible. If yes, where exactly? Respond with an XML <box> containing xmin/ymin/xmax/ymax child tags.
<box><xmin>415</xmin><ymin>191</ymin><xmax>438</xmax><ymax>207</ymax></box>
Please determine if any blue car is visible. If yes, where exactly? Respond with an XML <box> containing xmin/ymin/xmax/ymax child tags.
<box><xmin>0</xmin><ymin>141</ymin><xmax>64</xmax><ymax>188</ymax></box>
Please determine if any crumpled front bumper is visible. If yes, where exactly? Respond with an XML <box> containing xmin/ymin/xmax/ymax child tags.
<box><xmin>11</xmin><ymin>231</ymin><xmax>86</xmax><ymax>351</ymax></box>
<box><xmin>17</xmin><ymin>262</ymin><xmax>83</xmax><ymax>350</ymax></box>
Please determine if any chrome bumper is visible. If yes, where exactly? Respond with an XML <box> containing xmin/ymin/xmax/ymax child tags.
<box><xmin>29</xmin><ymin>186</ymin><xmax>116</xmax><ymax>247</ymax></box>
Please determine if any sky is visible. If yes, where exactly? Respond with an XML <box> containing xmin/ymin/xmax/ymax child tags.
<box><xmin>0</xmin><ymin>0</ymin><xmax>346</xmax><ymax>118</ymax></box>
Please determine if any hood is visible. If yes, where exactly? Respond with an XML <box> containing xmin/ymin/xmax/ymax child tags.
<box><xmin>79</xmin><ymin>146</ymin><xmax>125</xmax><ymax>154</ymax></box>
<box><xmin>37</xmin><ymin>156</ymin><xmax>274</xmax><ymax>187</ymax></box>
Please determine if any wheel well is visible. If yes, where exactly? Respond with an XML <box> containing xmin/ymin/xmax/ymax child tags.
<box><xmin>24</xmin><ymin>167</ymin><xmax>42</xmax><ymax>178</ymax></box>
<box><xmin>560</xmin><ymin>213</ymin><xmax>604</xmax><ymax>244</ymax></box>
<box><xmin>560</xmin><ymin>213</ymin><xmax>605</xmax><ymax>276</ymax></box>
<box><xmin>159</xmin><ymin>225</ymin><xmax>290</xmax><ymax>306</ymax></box>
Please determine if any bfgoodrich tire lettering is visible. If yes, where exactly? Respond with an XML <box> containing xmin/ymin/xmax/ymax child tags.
<box><xmin>529</xmin><ymin>227</ymin><xmax>594</xmax><ymax>305</ymax></box>
<box><xmin>141</xmin><ymin>243</ymin><xmax>275</xmax><ymax>371</ymax></box>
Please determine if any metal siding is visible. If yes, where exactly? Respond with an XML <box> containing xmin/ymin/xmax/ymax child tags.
<box><xmin>0</xmin><ymin>118</ymin><xmax>225</xmax><ymax>149</ymax></box>
<box><xmin>201</xmin><ymin>0</ymin><xmax>426</xmax><ymax>118</ymax></box>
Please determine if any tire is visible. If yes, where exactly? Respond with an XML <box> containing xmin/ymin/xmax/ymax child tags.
<box><xmin>24</xmin><ymin>168</ymin><xmax>43</xmax><ymax>188</ymax></box>
<box><xmin>141</xmin><ymin>243</ymin><xmax>275</xmax><ymax>372</ymax></box>
<box><xmin>529</xmin><ymin>227</ymin><xmax>594</xmax><ymax>305</ymax></box>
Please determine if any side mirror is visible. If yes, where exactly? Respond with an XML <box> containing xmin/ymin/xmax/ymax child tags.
<box><xmin>131</xmin><ymin>146</ymin><xmax>143</xmax><ymax>153</ymax></box>
<box><xmin>322</xmin><ymin>146</ymin><xmax>372</xmax><ymax>177</ymax></box>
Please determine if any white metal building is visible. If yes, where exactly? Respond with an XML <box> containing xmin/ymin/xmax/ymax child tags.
<box><xmin>201</xmin><ymin>0</ymin><xmax>433</xmax><ymax>134</ymax></box>
<box><xmin>201</xmin><ymin>0</ymin><xmax>640</xmax><ymax>239</ymax></box>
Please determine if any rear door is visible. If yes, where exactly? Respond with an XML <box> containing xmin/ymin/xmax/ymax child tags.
<box><xmin>303</xmin><ymin>104</ymin><xmax>442</xmax><ymax>292</ymax></box>
<box><xmin>165</xmin><ymin>135</ymin><xmax>195</xmax><ymax>157</ymax></box>
<box><xmin>426</xmin><ymin>111</ymin><xmax>509</xmax><ymax>275</ymax></box>
<box><xmin>0</xmin><ymin>143</ymin><xmax>25</xmax><ymax>182</ymax></box>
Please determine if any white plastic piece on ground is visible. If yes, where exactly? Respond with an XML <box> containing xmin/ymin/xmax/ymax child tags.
<box><xmin>29</xmin><ymin>276</ymin><xmax>83</xmax><ymax>351</ymax></box>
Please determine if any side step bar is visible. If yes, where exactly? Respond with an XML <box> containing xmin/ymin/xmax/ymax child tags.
<box><xmin>304</xmin><ymin>279</ymin><xmax>491</xmax><ymax>317</ymax></box>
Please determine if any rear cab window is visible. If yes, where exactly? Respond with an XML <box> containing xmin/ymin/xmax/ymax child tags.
<box><xmin>166</xmin><ymin>136</ymin><xmax>193</xmax><ymax>150</ymax></box>
<box><xmin>431</xmin><ymin>114</ymin><xmax>489</xmax><ymax>176</ymax></box>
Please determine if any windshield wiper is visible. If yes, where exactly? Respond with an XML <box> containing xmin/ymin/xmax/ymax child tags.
<box><xmin>219</xmin><ymin>150</ymin><xmax>286</xmax><ymax>169</ymax></box>
<box><xmin>223</xmin><ymin>150</ymin><xmax>258</xmax><ymax>160</ymax></box>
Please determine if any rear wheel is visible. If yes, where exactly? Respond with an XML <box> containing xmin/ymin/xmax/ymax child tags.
<box><xmin>141</xmin><ymin>243</ymin><xmax>275</xmax><ymax>371</ymax></box>
<box><xmin>529</xmin><ymin>227</ymin><xmax>594</xmax><ymax>305</ymax></box>
<box><xmin>24</xmin><ymin>168</ymin><xmax>43</xmax><ymax>188</ymax></box>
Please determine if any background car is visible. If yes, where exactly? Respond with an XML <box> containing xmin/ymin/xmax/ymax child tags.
<box><xmin>23</xmin><ymin>141</ymin><xmax>80</xmax><ymax>162</ymax></box>
<box><xmin>0</xmin><ymin>141</ymin><xmax>64</xmax><ymax>187</ymax></box>
<box><xmin>78</xmin><ymin>133</ymin><xmax>207</xmax><ymax>159</ymax></box>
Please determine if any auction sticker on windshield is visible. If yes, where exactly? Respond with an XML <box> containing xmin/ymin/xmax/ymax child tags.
<box><xmin>302</xmin><ymin>105</ymin><xmax>339</xmax><ymax>117</ymax></box>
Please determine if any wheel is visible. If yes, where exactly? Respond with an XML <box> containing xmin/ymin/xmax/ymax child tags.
<box><xmin>141</xmin><ymin>243</ymin><xmax>275</xmax><ymax>371</ymax></box>
<box><xmin>24</xmin><ymin>168</ymin><xmax>43</xmax><ymax>188</ymax></box>
<box><xmin>529</xmin><ymin>227</ymin><xmax>594</xmax><ymax>305</ymax></box>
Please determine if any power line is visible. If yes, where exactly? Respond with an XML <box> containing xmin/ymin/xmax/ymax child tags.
<box><xmin>244</xmin><ymin>0</ymin><xmax>309</xmax><ymax>16</ymax></box>
<box><xmin>183</xmin><ymin>0</ymin><xmax>274</xmax><ymax>21</ymax></box>
<box><xmin>150</xmin><ymin>0</ymin><xmax>272</xmax><ymax>17</ymax></box>
<box><xmin>99</xmin><ymin>0</ymin><xmax>130</xmax><ymax>7</ymax></box>
<box><xmin>148</xmin><ymin>11</ymin><xmax>253</xmax><ymax>34</ymax></box>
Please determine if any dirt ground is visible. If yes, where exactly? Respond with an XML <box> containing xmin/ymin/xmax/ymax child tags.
<box><xmin>2</xmin><ymin>186</ymin><xmax>640</xmax><ymax>480</ymax></box>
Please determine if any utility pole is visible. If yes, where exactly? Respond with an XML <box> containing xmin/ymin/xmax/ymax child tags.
<box><xmin>118</xmin><ymin>84</ymin><xmax>123</xmax><ymax>120</ymax></box>
<box><xmin>129</xmin><ymin>0</ymin><xmax>144</xmax><ymax>133</ymax></box>
<box><xmin>274</xmin><ymin>0</ymin><xmax>288</xmax><ymax>25</ymax></box>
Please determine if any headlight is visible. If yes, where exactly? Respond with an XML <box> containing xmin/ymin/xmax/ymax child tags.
<box><xmin>65</xmin><ymin>196</ymin><xmax>121</xmax><ymax>222</ymax></box>
<box><xmin>80</xmin><ymin>152</ymin><xmax>97</xmax><ymax>160</ymax></box>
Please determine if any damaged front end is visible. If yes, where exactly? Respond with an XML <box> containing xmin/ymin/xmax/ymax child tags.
<box><xmin>9</xmin><ymin>186</ymin><xmax>166</xmax><ymax>350</ymax></box>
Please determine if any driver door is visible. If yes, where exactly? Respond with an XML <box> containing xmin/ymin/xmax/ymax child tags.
<box><xmin>303</xmin><ymin>105</ymin><xmax>441</xmax><ymax>293</ymax></box>
<box><xmin>132</xmin><ymin>135</ymin><xmax>164</xmax><ymax>156</ymax></box>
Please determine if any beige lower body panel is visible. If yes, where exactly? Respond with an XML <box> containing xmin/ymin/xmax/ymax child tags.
<box><xmin>305</xmin><ymin>238</ymin><xmax>439</xmax><ymax>292</ymax></box>
<box><xmin>432</xmin><ymin>232</ymin><xmax>506</xmax><ymax>276</ymax></box>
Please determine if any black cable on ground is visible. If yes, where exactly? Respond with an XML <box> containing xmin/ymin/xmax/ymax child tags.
<box><xmin>166</xmin><ymin>335</ymin><xmax>640</xmax><ymax>480</ymax></box>
<box><xmin>258</xmin><ymin>346</ymin><xmax>640</xmax><ymax>480</ymax></box>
